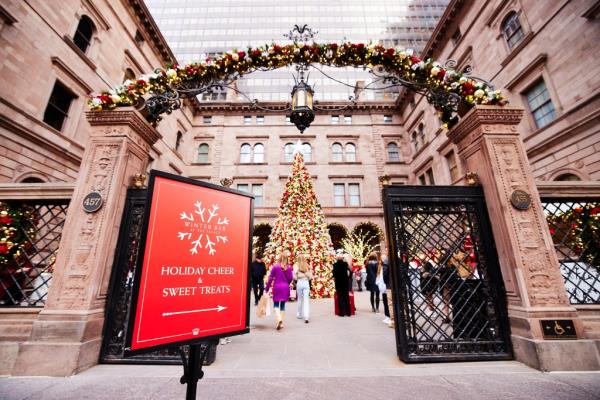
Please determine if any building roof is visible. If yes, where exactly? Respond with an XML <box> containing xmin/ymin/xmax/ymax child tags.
<box><xmin>127</xmin><ymin>0</ymin><xmax>177</xmax><ymax>65</ymax></box>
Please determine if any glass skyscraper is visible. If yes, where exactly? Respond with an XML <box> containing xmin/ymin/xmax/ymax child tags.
<box><xmin>146</xmin><ymin>0</ymin><xmax>449</xmax><ymax>102</ymax></box>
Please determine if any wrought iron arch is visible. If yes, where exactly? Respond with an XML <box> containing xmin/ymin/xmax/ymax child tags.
<box><xmin>89</xmin><ymin>27</ymin><xmax>506</xmax><ymax>128</ymax></box>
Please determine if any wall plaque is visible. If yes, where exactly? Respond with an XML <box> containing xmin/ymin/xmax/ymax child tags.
<box><xmin>82</xmin><ymin>192</ymin><xmax>103</xmax><ymax>213</ymax></box>
<box><xmin>540</xmin><ymin>319</ymin><xmax>577</xmax><ymax>340</ymax></box>
<box><xmin>510</xmin><ymin>189</ymin><xmax>531</xmax><ymax>210</ymax></box>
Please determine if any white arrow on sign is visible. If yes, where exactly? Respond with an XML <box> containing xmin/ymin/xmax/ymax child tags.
<box><xmin>162</xmin><ymin>305</ymin><xmax>227</xmax><ymax>317</ymax></box>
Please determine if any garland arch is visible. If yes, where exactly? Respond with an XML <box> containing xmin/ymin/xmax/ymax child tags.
<box><xmin>89</xmin><ymin>42</ymin><xmax>506</xmax><ymax>128</ymax></box>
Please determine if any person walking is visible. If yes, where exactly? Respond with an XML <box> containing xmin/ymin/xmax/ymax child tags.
<box><xmin>381</xmin><ymin>255</ymin><xmax>391</xmax><ymax>325</ymax></box>
<box><xmin>265</xmin><ymin>252</ymin><xmax>293</xmax><ymax>330</ymax></box>
<box><xmin>294</xmin><ymin>253</ymin><xmax>313</xmax><ymax>323</ymax></box>
<box><xmin>365</xmin><ymin>252</ymin><xmax>381</xmax><ymax>313</ymax></box>
<box><xmin>251</xmin><ymin>254</ymin><xmax>267</xmax><ymax>306</ymax></box>
<box><xmin>333</xmin><ymin>251</ymin><xmax>352</xmax><ymax>316</ymax></box>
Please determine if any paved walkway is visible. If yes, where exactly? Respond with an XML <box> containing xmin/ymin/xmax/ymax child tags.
<box><xmin>2</xmin><ymin>292</ymin><xmax>599</xmax><ymax>399</ymax></box>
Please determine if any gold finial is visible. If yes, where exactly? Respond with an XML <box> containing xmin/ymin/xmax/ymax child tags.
<box><xmin>132</xmin><ymin>173</ymin><xmax>147</xmax><ymax>189</ymax></box>
<box><xmin>465</xmin><ymin>171</ymin><xmax>478</xmax><ymax>186</ymax></box>
<box><xmin>220</xmin><ymin>178</ymin><xmax>233</xmax><ymax>187</ymax></box>
<box><xmin>378</xmin><ymin>174</ymin><xmax>391</xmax><ymax>186</ymax></box>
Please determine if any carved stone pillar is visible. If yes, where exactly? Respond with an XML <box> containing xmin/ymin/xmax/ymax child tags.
<box><xmin>13</xmin><ymin>109</ymin><xmax>160</xmax><ymax>376</ymax></box>
<box><xmin>448</xmin><ymin>105</ymin><xmax>600</xmax><ymax>371</ymax></box>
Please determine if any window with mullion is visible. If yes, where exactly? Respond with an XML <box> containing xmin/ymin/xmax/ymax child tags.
<box><xmin>43</xmin><ymin>81</ymin><xmax>76</xmax><ymax>131</ymax></box>
<box><xmin>197</xmin><ymin>143</ymin><xmax>209</xmax><ymax>163</ymax></box>
<box><xmin>333</xmin><ymin>183</ymin><xmax>345</xmax><ymax>206</ymax></box>
<box><xmin>348</xmin><ymin>183</ymin><xmax>360</xmax><ymax>206</ymax></box>
<box><xmin>526</xmin><ymin>80</ymin><xmax>556</xmax><ymax>129</ymax></box>
<box><xmin>253</xmin><ymin>143</ymin><xmax>264</xmax><ymax>163</ymax></box>
<box><xmin>387</xmin><ymin>142</ymin><xmax>400</xmax><ymax>162</ymax></box>
<box><xmin>332</xmin><ymin>143</ymin><xmax>343</xmax><ymax>162</ymax></box>
<box><xmin>284</xmin><ymin>142</ymin><xmax>294</xmax><ymax>162</ymax></box>
<box><xmin>252</xmin><ymin>184</ymin><xmax>263</xmax><ymax>206</ymax></box>
<box><xmin>302</xmin><ymin>143</ymin><xmax>312</xmax><ymax>162</ymax></box>
<box><xmin>502</xmin><ymin>12</ymin><xmax>524</xmax><ymax>49</ymax></box>
<box><xmin>345</xmin><ymin>143</ymin><xmax>356</xmax><ymax>162</ymax></box>
<box><xmin>73</xmin><ymin>16</ymin><xmax>94</xmax><ymax>53</ymax></box>
<box><xmin>240</xmin><ymin>143</ymin><xmax>251</xmax><ymax>163</ymax></box>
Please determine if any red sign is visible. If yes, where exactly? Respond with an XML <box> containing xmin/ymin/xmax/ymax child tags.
<box><xmin>126</xmin><ymin>171</ymin><xmax>253</xmax><ymax>354</ymax></box>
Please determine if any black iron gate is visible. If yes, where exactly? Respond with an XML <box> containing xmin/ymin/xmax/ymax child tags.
<box><xmin>100</xmin><ymin>189</ymin><xmax>216</xmax><ymax>364</ymax></box>
<box><xmin>383</xmin><ymin>185</ymin><xmax>511</xmax><ymax>362</ymax></box>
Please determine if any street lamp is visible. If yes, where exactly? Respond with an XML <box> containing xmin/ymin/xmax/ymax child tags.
<box><xmin>289</xmin><ymin>72</ymin><xmax>315</xmax><ymax>133</ymax></box>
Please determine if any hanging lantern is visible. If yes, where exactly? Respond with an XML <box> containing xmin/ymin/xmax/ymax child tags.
<box><xmin>289</xmin><ymin>80</ymin><xmax>315</xmax><ymax>133</ymax></box>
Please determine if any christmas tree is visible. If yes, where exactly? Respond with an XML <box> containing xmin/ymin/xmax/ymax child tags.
<box><xmin>264</xmin><ymin>150</ymin><xmax>335</xmax><ymax>298</ymax></box>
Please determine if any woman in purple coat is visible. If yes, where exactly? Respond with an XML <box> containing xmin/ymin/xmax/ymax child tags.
<box><xmin>265</xmin><ymin>252</ymin><xmax>294</xmax><ymax>330</ymax></box>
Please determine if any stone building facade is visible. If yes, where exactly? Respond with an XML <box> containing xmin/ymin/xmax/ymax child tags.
<box><xmin>0</xmin><ymin>0</ymin><xmax>599</xmax><ymax>375</ymax></box>
<box><xmin>0</xmin><ymin>0</ymin><xmax>191</xmax><ymax>186</ymax></box>
<box><xmin>399</xmin><ymin>0</ymin><xmax>600</xmax><ymax>186</ymax></box>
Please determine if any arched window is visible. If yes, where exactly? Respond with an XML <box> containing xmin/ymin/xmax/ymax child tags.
<box><xmin>175</xmin><ymin>131</ymin><xmax>182</xmax><ymax>152</ymax></box>
<box><xmin>554</xmin><ymin>173</ymin><xmax>581</xmax><ymax>182</ymax></box>
<box><xmin>240</xmin><ymin>143</ymin><xmax>251</xmax><ymax>163</ymax></box>
<box><xmin>253</xmin><ymin>143</ymin><xmax>264</xmax><ymax>163</ymax></box>
<box><xmin>20</xmin><ymin>177</ymin><xmax>45</xmax><ymax>183</ymax></box>
<box><xmin>284</xmin><ymin>142</ymin><xmax>294</xmax><ymax>162</ymax></box>
<box><xmin>73</xmin><ymin>15</ymin><xmax>95</xmax><ymax>54</ymax></box>
<box><xmin>345</xmin><ymin>143</ymin><xmax>356</xmax><ymax>162</ymax></box>
<box><xmin>387</xmin><ymin>142</ymin><xmax>400</xmax><ymax>162</ymax></box>
<box><xmin>411</xmin><ymin>132</ymin><xmax>419</xmax><ymax>152</ymax></box>
<box><xmin>197</xmin><ymin>143</ymin><xmax>209</xmax><ymax>163</ymax></box>
<box><xmin>302</xmin><ymin>142</ymin><xmax>312</xmax><ymax>162</ymax></box>
<box><xmin>123</xmin><ymin>68</ymin><xmax>136</xmax><ymax>83</ymax></box>
<box><xmin>501</xmin><ymin>12</ymin><xmax>524</xmax><ymax>49</ymax></box>
<box><xmin>332</xmin><ymin>142</ymin><xmax>343</xmax><ymax>162</ymax></box>
<box><xmin>418</xmin><ymin>123</ymin><xmax>426</xmax><ymax>146</ymax></box>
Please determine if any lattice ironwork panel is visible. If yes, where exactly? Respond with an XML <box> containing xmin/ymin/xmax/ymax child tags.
<box><xmin>384</xmin><ymin>186</ymin><xmax>511</xmax><ymax>363</ymax></box>
<box><xmin>0</xmin><ymin>201</ymin><xmax>69</xmax><ymax>307</ymax></box>
<box><xmin>100</xmin><ymin>190</ymin><xmax>215</xmax><ymax>365</ymax></box>
<box><xmin>542</xmin><ymin>200</ymin><xmax>600</xmax><ymax>304</ymax></box>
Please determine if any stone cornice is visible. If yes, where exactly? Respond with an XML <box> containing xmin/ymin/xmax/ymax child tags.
<box><xmin>0</xmin><ymin>183</ymin><xmax>75</xmax><ymax>200</ymax></box>
<box><xmin>51</xmin><ymin>57</ymin><xmax>93</xmax><ymax>94</ymax></box>
<box><xmin>536</xmin><ymin>181</ymin><xmax>600</xmax><ymax>199</ymax></box>
<box><xmin>86</xmin><ymin>109</ymin><xmax>162</xmax><ymax>145</ymax></box>
<box><xmin>126</xmin><ymin>0</ymin><xmax>176</xmax><ymax>64</ymax></box>
<box><xmin>447</xmin><ymin>105</ymin><xmax>524</xmax><ymax>145</ymax></box>
<box><xmin>421</xmin><ymin>0</ymin><xmax>467</xmax><ymax>59</ymax></box>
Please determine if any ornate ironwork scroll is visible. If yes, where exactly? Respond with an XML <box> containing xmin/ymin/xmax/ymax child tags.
<box><xmin>383</xmin><ymin>186</ymin><xmax>511</xmax><ymax>362</ymax></box>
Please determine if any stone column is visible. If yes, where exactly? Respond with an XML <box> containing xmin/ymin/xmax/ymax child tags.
<box><xmin>447</xmin><ymin>105</ymin><xmax>600</xmax><ymax>371</ymax></box>
<box><xmin>13</xmin><ymin>109</ymin><xmax>160</xmax><ymax>376</ymax></box>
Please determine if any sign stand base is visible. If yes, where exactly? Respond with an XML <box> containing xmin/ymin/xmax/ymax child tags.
<box><xmin>179</xmin><ymin>344</ymin><xmax>209</xmax><ymax>400</ymax></box>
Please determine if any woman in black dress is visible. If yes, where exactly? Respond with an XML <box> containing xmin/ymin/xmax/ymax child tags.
<box><xmin>365</xmin><ymin>252</ymin><xmax>380</xmax><ymax>313</ymax></box>
<box><xmin>333</xmin><ymin>252</ymin><xmax>352</xmax><ymax>316</ymax></box>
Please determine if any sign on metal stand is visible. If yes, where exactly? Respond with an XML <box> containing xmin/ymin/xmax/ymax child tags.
<box><xmin>125</xmin><ymin>170</ymin><xmax>253</xmax><ymax>399</ymax></box>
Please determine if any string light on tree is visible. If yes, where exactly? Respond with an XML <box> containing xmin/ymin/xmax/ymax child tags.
<box><xmin>264</xmin><ymin>152</ymin><xmax>335</xmax><ymax>298</ymax></box>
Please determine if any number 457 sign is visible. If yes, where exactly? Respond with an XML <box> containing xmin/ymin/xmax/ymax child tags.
<box><xmin>82</xmin><ymin>192</ymin><xmax>103</xmax><ymax>213</ymax></box>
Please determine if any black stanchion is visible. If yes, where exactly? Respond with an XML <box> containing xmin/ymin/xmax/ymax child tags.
<box><xmin>179</xmin><ymin>344</ymin><xmax>208</xmax><ymax>400</ymax></box>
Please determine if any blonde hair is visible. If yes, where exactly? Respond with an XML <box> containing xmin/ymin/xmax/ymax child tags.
<box><xmin>280</xmin><ymin>252</ymin><xmax>290</xmax><ymax>270</ymax></box>
<box><xmin>296</xmin><ymin>253</ymin><xmax>309</xmax><ymax>273</ymax></box>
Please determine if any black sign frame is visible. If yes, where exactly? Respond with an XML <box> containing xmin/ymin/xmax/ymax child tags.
<box><xmin>124</xmin><ymin>169</ymin><xmax>254</xmax><ymax>357</ymax></box>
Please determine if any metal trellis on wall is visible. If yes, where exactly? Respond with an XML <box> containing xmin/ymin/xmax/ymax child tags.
<box><xmin>542</xmin><ymin>199</ymin><xmax>600</xmax><ymax>304</ymax></box>
<box><xmin>0</xmin><ymin>200</ymin><xmax>69</xmax><ymax>307</ymax></box>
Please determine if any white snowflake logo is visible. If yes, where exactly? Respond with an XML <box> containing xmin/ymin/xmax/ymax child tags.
<box><xmin>177</xmin><ymin>200</ymin><xmax>229</xmax><ymax>255</ymax></box>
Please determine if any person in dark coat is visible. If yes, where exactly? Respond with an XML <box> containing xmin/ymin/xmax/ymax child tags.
<box><xmin>381</xmin><ymin>255</ymin><xmax>391</xmax><ymax>324</ymax></box>
<box><xmin>332</xmin><ymin>252</ymin><xmax>352</xmax><ymax>316</ymax></box>
<box><xmin>251</xmin><ymin>255</ymin><xmax>267</xmax><ymax>305</ymax></box>
<box><xmin>365</xmin><ymin>252</ymin><xmax>380</xmax><ymax>312</ymax></box>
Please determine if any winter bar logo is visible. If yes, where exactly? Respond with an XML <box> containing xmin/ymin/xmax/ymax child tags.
<box><xmin>177</xmin><ymin>200</ymin><xmax>230</xmax><ymax>255</ymax></box>
<box><xmin>125</xmin><ymin>171</ymin><xmax>253</xmax><ymax>355</ymax></box>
